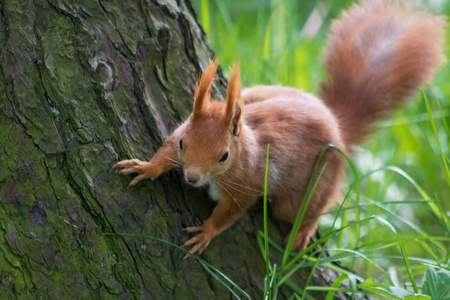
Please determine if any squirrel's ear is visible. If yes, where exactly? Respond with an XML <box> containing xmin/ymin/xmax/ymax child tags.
<box><xmin>193</xmin><ymin>59</ymin><xmax>218</xmax><ymax>117</ymax></box>
<box><xmin>224</xmin><ymin>64</ymin><xmax>243</xmax><ymax>135</ymax></box>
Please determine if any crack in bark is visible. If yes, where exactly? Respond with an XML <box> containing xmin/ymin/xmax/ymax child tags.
<box><xmin>130</xmin><ymin>65</ymin><xmax>164</xmax><ymax>147</ymax></box>
<box><xmin>122</xmin><ymin>238</ymin><xmax>153</xmax><ymax>296</ymax></box>
<box><xmin>138</xmin><ymin>0</ymin><xmax>154</xmax><ymax>39</ymax></box>
<box><xmin>97</xmin><ymin>0</ymin><xmax>134</xmax><ymax>57</ymax></box>
<box><xmin>0</xmin><ymin>2</ymin><xmax>10</xmax><ymax>58</ymax></box>
<box><xmin>61</xmin><ymin>153</ymin><xmax>105</xmax><ymax>229</ymax></box>
<box><xmin>177</xmin><ymin>13</ymin><xmax>200</xmax><ymax>73</ymax></box>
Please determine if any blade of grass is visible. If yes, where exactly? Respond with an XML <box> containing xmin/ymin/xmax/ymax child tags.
<box><xmin>372</xmin><ymin>216</ymin><xmax>418</xmax><ymax>293</ymax></box>
<box><xmin>303</xmin><ymin>248</ymin><xmax>448</xmax><ymax>269</ymax></box>
<box><xmin>199</xmin><ymin>261</ymin><xmax>244</xmax><ymax>300</ymax></box>
<box><xmin>284</xmin><ymin>280</ymin><xmax>317</xmax><ymax>300</ymax></box>
<box><xmin>337</xmin><ymin>209</ymin><xmax>347</xmax><ymax>250</ymax></box>
<box><xmin>326</xmin><ymin>248</ymin><xmax>394</xmax><ymax>285</ymax></box>
<box><xmin>200</xmin><ymin>0</ymin><xmax>211</xmax><ymax>36</ymax></box>
<box><xmin>263</xmin><ymin>13</ymin><xmax>273</xmax><ymax>61</ymax></box>
<box><xmin>263</xmin><ymin>144</ymin><xmax>271</xmax><ymax>300</ymax></box>
<box><xmin>307</xmin><ymin>286</ymin><xmax>353</xmax><ymax>292</ymax></box>
<box><xmin>329</xmin><ymin>181</ymin><xmax>354</xmax><ymax>254</ymax></box>
<box><xmin>279</xmin><ymin>249</ymin><xmax>321</xmax><ymax>286</ymax></box>
<box><xmin>282</xmin><ymin>145</ymin><xmax>339</xmax><ymax>268</ymax></box>
<box><xmin>214</xmin><ymin>0</ymin><xmax>232</xmax><ymax>29</ymax></box>
<box><xmin>357</xmin><ymin>285</ymin><xmax>402</xmax><ymax>300</ymax></box>
<box><xmin>423</xmin><ymin>90</ymin><xmax>450</xmax><ymax>186</ymax></box>
<box><xmin>325</xmin><ymin>273</ymin><xmax>349</xmax><ymax>300</ymax></box>
<box><xmin>380</xmin><ymin>109</ymin><xmax>450</xmax><ymax>127</ymax></box>
<box><xmin>328</xmin><ymin>146</ymin><xmax>361</xmax><ymax>258</ymax></box>
<box><xmin>348</xmin><ymin>273</ymin><xmax>357</xmax><ymax>300</ymax></box>
<box><xmin>313</xmin><ymin>200</ymin><xmax>434</xmax><ymax>219</ymax></box>
<box><xmin>272</xmin><ymin>263</ymin><xmax>279</xmax><ymax>300</ymax></box>
<box><xmin>301</xmin><ymin>164</ymin><xmax>330</xmax><ymax>300</ymax></box>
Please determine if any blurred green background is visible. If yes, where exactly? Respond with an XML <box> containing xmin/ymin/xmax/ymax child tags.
<box><xmin>194</xmin><ymin>0</ymin><xmax>449</xmax><ymax>289</ymax></box>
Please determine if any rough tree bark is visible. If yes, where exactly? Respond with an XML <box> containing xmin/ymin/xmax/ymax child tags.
<box><xmin>0</xmin><ymin>0</ymin><xmax>346</xmax><ymax>298</ymax></box>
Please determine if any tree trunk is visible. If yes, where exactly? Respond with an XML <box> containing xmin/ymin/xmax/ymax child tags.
<box><xmin>0</xmin><ymin>0</ymin><xmax>345</xmax><ymax>298</ymax></box>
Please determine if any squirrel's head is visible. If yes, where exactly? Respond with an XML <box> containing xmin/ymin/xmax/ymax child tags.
<box><xmin>179</xmin><ymin>60</ymin><xmax>243</xmax><ymax>187</ymax></box>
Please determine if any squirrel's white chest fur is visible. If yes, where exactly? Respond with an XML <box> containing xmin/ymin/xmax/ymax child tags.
<box><xmin>208</xmin><ymin>181</ymin><xmax>219</xmax><ymax>201</ymax></box>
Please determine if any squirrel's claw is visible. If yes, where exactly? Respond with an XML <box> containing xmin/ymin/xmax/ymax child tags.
<box><xmin>114</xmin><ymin>159</ymin><xmax>157</xmax><ymax>187</ymax></box>
<box><xmin>182</xmin><ymin>224</ymin><xmax>215</xmax><ymax>257</ymax></box>
<box><xmin>128</xmin><ymin>174</ymin><xmax>147</xmax><ymax>187</ymax></box>
<box><xmin>182</xmin><ymin>226</ymin><xmax>202</xmax><ymax>233</ymax></box>
<box><xmin>119</xmin><ymin>167</ymin><xmax>136</xmax><ymax>176</ymax></box>
<box><xmin>185</xmin><ymin>233</ymin><xmax>211</xmax><ymax>257</ymax></box>
<box><xmin>112</xmin><ymin>159</ymin><xmax>140</xmax><ymax>169</ymax></box>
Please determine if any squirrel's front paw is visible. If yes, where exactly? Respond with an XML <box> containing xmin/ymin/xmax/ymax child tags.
<box><xmin>182</xmin><ymin>223</ymin><xmax>217</xmax><ymax>258</ymax></box>
<box><xmin>113</xmin><ymin>159</ymin><xmax>158</xmax><ymax>187</ymax></box>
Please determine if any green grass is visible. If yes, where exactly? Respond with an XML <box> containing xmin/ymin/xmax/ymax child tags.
<box><xmin>192</xmin><ymin>0</ymin><xmax>450</xmax><ymax>298</ymax></box>
<box><xmin>258</xmin><ymin>141</ymin><xmax>449</xmax><ymax>299</ymax></box>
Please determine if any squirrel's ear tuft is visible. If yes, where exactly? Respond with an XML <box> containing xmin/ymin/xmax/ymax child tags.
<box><xmin>194</xmin><ymin>59</ymin><xmax>219</xmax><ymax>117</ymax></box>
<box><xmin>224</xmin><ymin>64</ymin><xmax>243</xmax><ymax>135</ymax></box>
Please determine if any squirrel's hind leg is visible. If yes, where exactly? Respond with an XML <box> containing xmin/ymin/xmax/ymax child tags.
<box><xmin>270</xmin><ymin>195</ymin><xmax>320</xmax><ymax>251</ymax></box>
<box><xmin>271</xmin><ymin>193</ymin><xmax>330</xmax><ymax>251</ymax></box>
<box><xmin>283</xmin><ymin>219</ymin><xmax>320</xmax><ymax>251</ymax></box>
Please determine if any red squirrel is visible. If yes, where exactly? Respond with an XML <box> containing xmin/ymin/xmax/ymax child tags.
<box><xmin>113</xmin><ymin>0</ymin><xmax>445</xmax><ymax>256</ymax></box>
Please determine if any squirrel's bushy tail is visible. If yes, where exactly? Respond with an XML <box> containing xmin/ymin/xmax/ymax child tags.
<box><xmin>320</xmin><ymin>0</ymin><xmax>446</xmax><ymax>148</ymax></box>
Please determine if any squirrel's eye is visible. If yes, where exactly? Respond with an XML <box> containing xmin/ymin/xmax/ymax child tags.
<box><xmin>179</xmin><ymin>139</ymin><xmax>183</xmax><ymax>150</ymax></box>
<box><xmin>219</xmin><ymin>151</ymin><xmax>229</xmax><ymax>163</ymax></box>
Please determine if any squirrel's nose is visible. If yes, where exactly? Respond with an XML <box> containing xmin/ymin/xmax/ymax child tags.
<box><xmin>184</xmin><ymin>167</ymin><xmax>202</xmax><ymax>185</ymax></box>
<box><xmin>186</xmin><ymin>174</ymin><xmax>200</xmax><ymax>184</ymax></box>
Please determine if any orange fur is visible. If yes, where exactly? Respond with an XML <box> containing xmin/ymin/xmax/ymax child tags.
<box><xmin>320</xmin><ymin>0</ymin><xmax>446</xmax><ymax>147</ymax></box>
<box><xmin>194</xmin><ymin>59</ymin><xmax>219</xmax><ymax>117</ymax></box>
<box><xmin>224</xmin><ymin>64</ymin><xmax>244</xmax><ymax>135</ymax></box>
<box><xmin>114</xmin><ymin>0</ymin><xmax>445</xmax><ymax>255</ymax></box>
